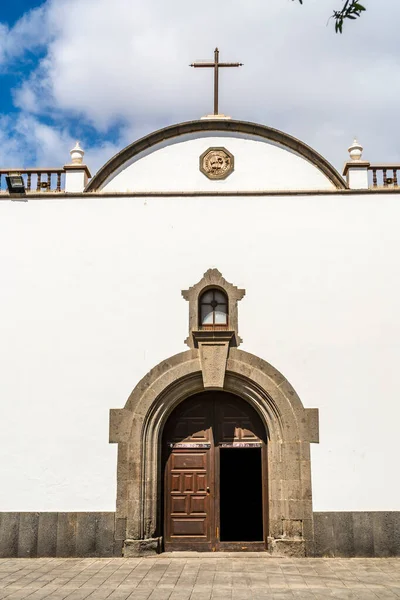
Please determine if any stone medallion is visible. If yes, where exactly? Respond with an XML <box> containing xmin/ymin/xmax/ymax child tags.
<box><xmin>199</xmin><ymin>147</ymin><xmax>234</xmax><ymax>180</ymax></box>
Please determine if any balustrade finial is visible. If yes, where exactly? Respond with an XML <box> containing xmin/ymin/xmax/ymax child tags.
<box><xmin>70</xmin><ymin>141</ymin><xmax>85</xmax><ymax>165</ymax></box>
<box><xmin>348</xmin><ymin>138</ymin><xmax>363</xmax><ymax>161</ymax></box>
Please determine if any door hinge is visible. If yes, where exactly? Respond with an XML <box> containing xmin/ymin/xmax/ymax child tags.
<box><xmin>216</xmin><ymin>526</ymin><xmax>219</xmax><ymax>539</ymax></box>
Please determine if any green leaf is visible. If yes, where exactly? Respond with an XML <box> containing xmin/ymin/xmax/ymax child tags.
<box><xmin>294</xmin><ymin>0</ymin><xmax>366</xmax><ymax>33</ymax></box>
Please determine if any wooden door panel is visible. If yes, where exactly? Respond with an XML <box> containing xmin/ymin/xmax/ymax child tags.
<box><xmin>221</xmin><ymin>420</ymin><xmax>260</xmax><ymax>442</ymax></box>
<box><xmin>183</xmin><ymin>474</ymin><xmax>194</xmax><ymax>491</ymax></box>
<box><xmin>195</xmin><ymin>473</ymin><xmax>207</xmax><ymax>492</ymax></box>
<box><xmin>171</xmin><ymin>474</ymin><xmax>182</xmax><ymax>492</ymax></box>
<box><xmin>190</xmin><ymin>495</ymin><xmax>207</xmax><ymax>513</ymax></box>
<box><xmin>171</xmin><ymin>452</ymin><xmax>207</xmax><ymax>470</ymax></box>
<box><xmin>165</xmin><ymin>448</ymin><xmax>211</xmax><ymax>549</ymax></box>
<box><xmin>171</xmin><ymin>518</ymin><xmax>207</xmax><ymax>536</ymax></box>
<box><xmin>216</xmin><ymin>397</ymin><xmax>266</xmax><ymax>444</ymax></box>
<box><xmin>171</xmin><ymin>496</ymin><xmax>186</xmax><ymax>513</ymax></box>
<box><xmin>242</xmin><ymin>425</ymin><xmax>260</xmax><ymax>440</ymax></box>
<box><xmin>175</xmin><ymin>418</ymin><xmax>209</xmax><ymax>442</ymax></box>
<box><xmin>168</xmin><ymin>400</ymin><xmax>212</xmax><ymax>444</ymax></box>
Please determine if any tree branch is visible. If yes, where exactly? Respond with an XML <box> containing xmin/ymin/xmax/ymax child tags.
<box><xmin>294</xmin><ymin>0</ymin><xmax>366</xmax><ymax>33</ymax></box>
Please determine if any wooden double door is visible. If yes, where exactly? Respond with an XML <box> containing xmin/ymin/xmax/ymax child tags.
<box><xmin>163</xmin><ymin>391</ymin><xmax>267</xmax><ymax>551</ymax></box>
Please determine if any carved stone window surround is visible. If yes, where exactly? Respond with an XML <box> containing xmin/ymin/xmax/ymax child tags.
<box><xmin>182</xmin><ymin>268</ymin><xmax>245</xmax><ymax>349</ymax></box>
<box><xmin>182</xmin><ymin>269</ymin><xmax>245</xmax><ymax>389</ymax></box>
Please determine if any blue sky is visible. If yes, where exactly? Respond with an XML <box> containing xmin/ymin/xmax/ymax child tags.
<box><xmin>0</xmin><ymin>1</ymin><xmax>43</xmax><ymax>114</ymax></box>
<box><xmin>1</xmin><ymin>0</ymin><xmax>400</xmax><ymax>175</ymax></box>
<box><xmin>2</xmin><ymin>0</ymin><xmax>43</xmax><ymax>25</ymax></box>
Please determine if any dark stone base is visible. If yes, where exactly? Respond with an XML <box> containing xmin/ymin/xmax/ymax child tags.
<box><xmin>268</xmin><ymin>537</ymin><xmax>306</xmax><ymax>557</ymax></box>
<box><xmin>123</xmin><ymin>537</ymin><xmax>162</xmax><ymax>557</ymax></box>
<box><xmin>314</xmin><ymin>512</ymin><xmax>400</xmax><ymax>557</ymax></box>
<box><xmin>0</xmin><ymin>512</ymin><xmax>120</xmax><ymax>558</ymax></box>
<box><xmin>1</xmin><ymin>512</ymin><xmax>400</xmax><ymax>558</ymax></box>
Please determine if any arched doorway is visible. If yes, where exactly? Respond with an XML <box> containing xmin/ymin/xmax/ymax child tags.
<box><xmin>110</xmin><ymin>347</ymin><xmax>319</xmax><ymax>557</ymax></box>
<box><xmin>162</xmin><ymin>390</ymin><xmax>268</xmax><ymax>551</ymax></box>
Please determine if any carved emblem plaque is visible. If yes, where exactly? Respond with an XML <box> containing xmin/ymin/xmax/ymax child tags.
<box><xmin>200</xmin><ymin>147</ymin><xmax>234</xmax><ymax>180</ymax></box>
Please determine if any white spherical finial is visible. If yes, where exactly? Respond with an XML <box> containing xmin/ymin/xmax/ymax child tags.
<box><xmin>348</xmin><ymin>138</ymin><xmax>363</xmax><ymax>161</ymax></box>
<box><xmin>70</xmin><ymin>141</ymin><xmax>84</xmax><ymax>165</ymax></box>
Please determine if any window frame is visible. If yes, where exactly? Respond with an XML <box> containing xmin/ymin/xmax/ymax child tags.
<box><xmin>198</xmin><ymin>287</ymin><xmax>229</xmax><ymax>329</ymax></box>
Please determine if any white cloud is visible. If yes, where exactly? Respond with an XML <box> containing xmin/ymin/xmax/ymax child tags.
<box><xmin>0</xmin><ymin>113</ymin><xmax>121</xmax><ymax>175</ymax></box>
<box><xmin>0</xmin><ymin>4</ymin><xmax>50</xmax><ymax>66</ymax></box>
<box><xmin>2</xmin><ymin>0</ymin><xmax>400</xmax><ymax>172</ymax></box>
<box><xmin>0</xmin><ymin>116</ymin><xmax>25</xmax><ymax>166</ymax></box>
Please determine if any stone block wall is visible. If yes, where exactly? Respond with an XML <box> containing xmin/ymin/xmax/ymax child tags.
<box><xmin>0</xmin><ymin>513</ymin><xmax>121</xmax><ymax>558</ymax></box>
<box><xmin>1</xmin><ymin>512</ymin><xmax>400</xmax><ymax>558</ymax></box>
<box><xmin>314</xmin><ymin>512</ymin><xmax>400</xmax><ymax>557</ymax></box>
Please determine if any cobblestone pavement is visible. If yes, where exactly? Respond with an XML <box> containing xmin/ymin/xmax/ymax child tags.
<box><xmin>0</xmin><ymin>555</ymin><xmax>399</xmax><ymax>600</ymax></box>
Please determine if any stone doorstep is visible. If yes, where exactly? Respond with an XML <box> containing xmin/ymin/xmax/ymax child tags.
<box><xmin>159</xmin><ymin>551</ymin><xmax>289</xmax><ymax>558</ymax></box>
<box><xmin>123</xmin><ymin>538</ymin><xmax>304</xmax><ymax>559</ymax></box>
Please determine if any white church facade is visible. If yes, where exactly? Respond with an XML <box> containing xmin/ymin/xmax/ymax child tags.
<box><xmin>0</xmin><ymin>115</ymin><xmax>399</xmax><ymax>558</ymax></box>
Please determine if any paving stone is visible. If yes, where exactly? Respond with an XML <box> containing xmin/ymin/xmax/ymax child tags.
<box><xmin>0</xmin><ymin>557</ymin><xmax>399</xmax><ymax>599</ymax></box>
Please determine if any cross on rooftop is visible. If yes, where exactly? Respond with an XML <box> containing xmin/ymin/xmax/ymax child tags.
<box><xmin>190</xmin><ymin>48</ymin><xmax>243</xmax><ymax>116</ymax></box>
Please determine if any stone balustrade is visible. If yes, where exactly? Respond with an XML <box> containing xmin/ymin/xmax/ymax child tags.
<box><xmin>368</xmin><ymin>164</ymin><xmax>400</xmax><ymax>188</ymax></box>
<box><xmin>0</xmin><ymin>168</ymin><xmax>65</xmax><ymax>193</ymax></box>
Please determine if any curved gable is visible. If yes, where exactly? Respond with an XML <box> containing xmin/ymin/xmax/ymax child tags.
<box><xmin>86</xmin><ymin>119</ymin><xmax>347</xmax><ymax>193</ymax></box>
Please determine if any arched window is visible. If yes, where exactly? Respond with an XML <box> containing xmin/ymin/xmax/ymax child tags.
<box><xmin>199</xmin><ymin>288</ymin><xmax>228</xmax><ymax>329</ymax></box>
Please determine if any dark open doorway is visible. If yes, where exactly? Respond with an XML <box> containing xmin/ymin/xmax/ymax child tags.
<box><xmin>219</xmin><ymin>448</ymin><xmax>263</xmax><ymax>542</ymax></box>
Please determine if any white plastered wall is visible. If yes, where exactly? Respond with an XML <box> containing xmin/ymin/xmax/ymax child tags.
<box><xmin>0</xmin><ymin>193</ymin><xmax>399</xmax><ymax>512</ymax></box>
<box><xmin>100</xmin><ymin>132</ymin><xmax>336</xmax><ymax>193</ymax></box>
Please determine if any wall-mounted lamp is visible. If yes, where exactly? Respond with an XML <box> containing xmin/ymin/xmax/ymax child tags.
<box><xmin>6</xmin><ymin>174</ymin><xmax>26</xmax><ymax>194</ymax></box>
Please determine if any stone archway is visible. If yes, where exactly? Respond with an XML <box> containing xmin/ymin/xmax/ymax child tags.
<box><xmin>109</xmin><ymin>348</ymin><xmax>319</xmax><ymax>557</ymax></box>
